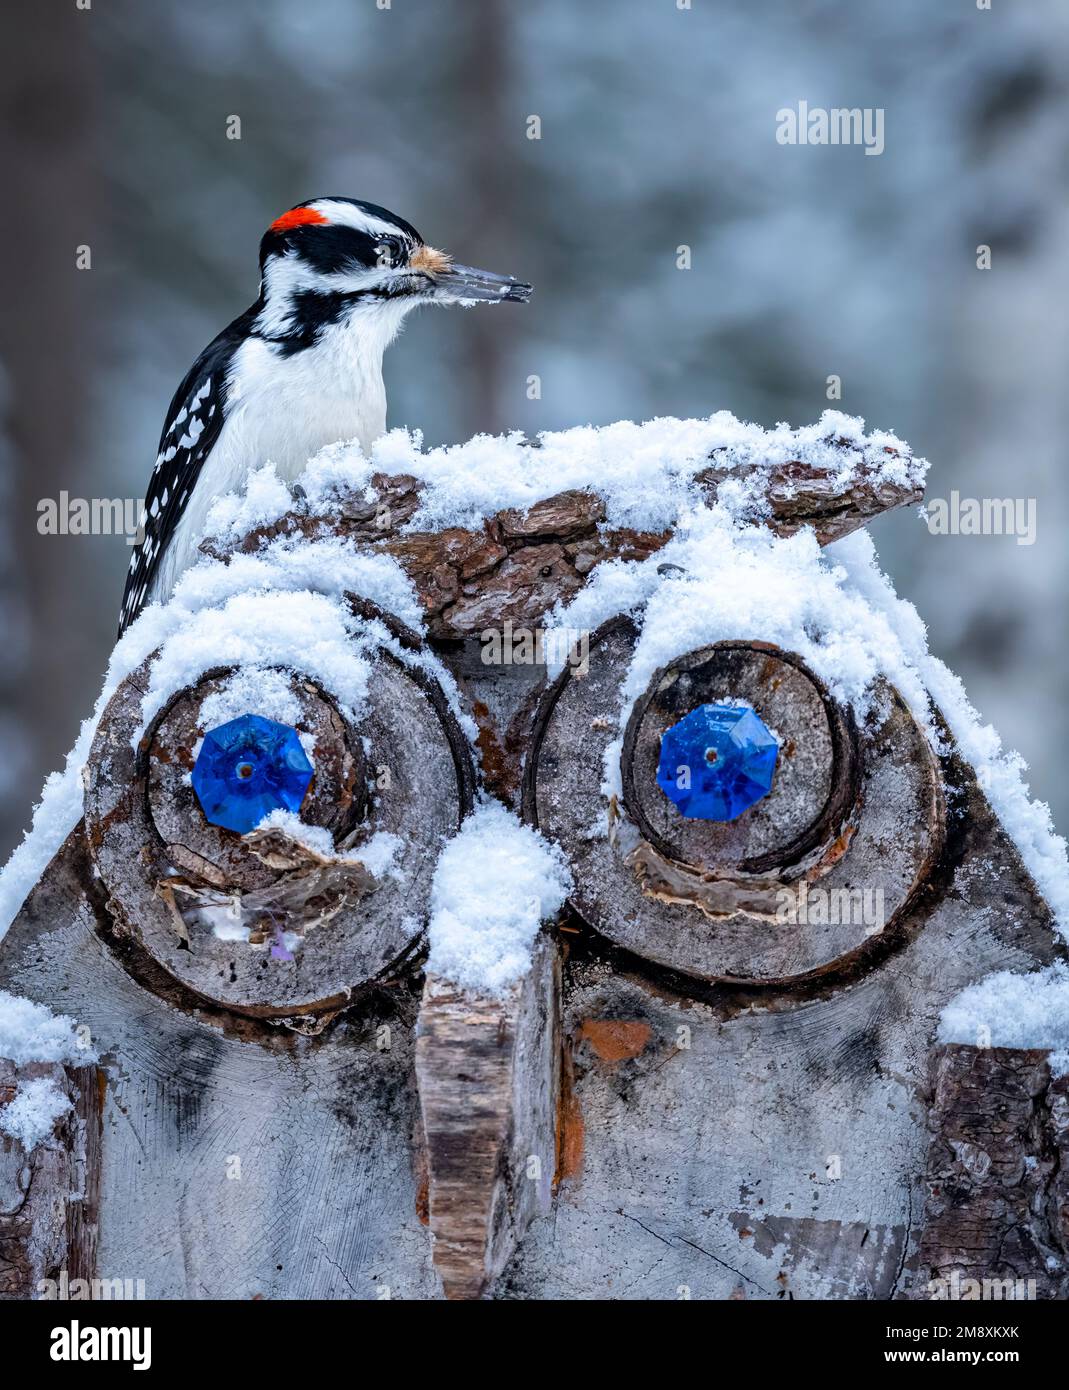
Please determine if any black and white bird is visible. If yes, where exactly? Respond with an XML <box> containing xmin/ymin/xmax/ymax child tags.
<box><xmin>118</xmin><ymin>197</ymin><xmax>532</xmax><ymax>636</ymax></box>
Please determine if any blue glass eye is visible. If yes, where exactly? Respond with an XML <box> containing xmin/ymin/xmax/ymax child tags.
<box><xmin>656</xmin><ymin>702</ymin><xmax>778</xmax><ymax>821</ymax></box>
<box><xmin>191</xmin><ymin>713</ymin><xmax>314</xmax><ymax>835</ymax></box>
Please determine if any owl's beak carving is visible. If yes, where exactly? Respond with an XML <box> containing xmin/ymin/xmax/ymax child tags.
<box><xmin>415</xmin><ymin>939</ymin><xmax>560</xmax><ymax>1300</ymax></box>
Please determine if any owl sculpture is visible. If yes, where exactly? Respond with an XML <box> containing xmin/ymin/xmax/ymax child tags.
<box><xmin>1</xmin><ymin>412</ymin><xmax>1066</xmax><ymax>1302</ymax></box>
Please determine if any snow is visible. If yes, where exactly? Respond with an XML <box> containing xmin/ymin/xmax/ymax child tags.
<box><xmin>0</xmin><ymin>409</ymin><xmax>916</xmax><ymax>943</ymax></box>
<box><xmin>540</xmin><ymin>480</ymin><xmax>1069</xmax><ymax>1047</ymax></box>
<box><xmin>253</xmin><ymin>808</ymin><xmax>402</xmax><ymax>879</ymax></box>
<box><xmin>939</xmin><ymin>963</ymin><xmax>1069</xmax><ymax>1077</ymax></box>
<box><xmin>832</xmin><ymin>529</ymin><xmax>1069</xmax><ymax>932</ymax></box>
<box><xmin>204</xmin><ymin>461</ymin><xmax>293</xmax><ymax>542</ymax></box>
<box><xmin>169</xmin><ymin>533</ymin><xmax>421</xmax><ymax>629</ymax></box>
<box><xmin>0</xmin><ymin>1076</ymin><xmax>72</xmax><ymax>1150</ymax></box>
<box><xmin>0</xmin><ymin>990</ymin><xmax>91</xmax><ymax>1065</ymax></box>
<box><xmin>425</xmin><ymin>801</ymin><xmax>572</xmax><ymax>996</ymax></box>
<box><xmin>0</xmin><ymin>991</ymin><xmax>97</xmax><ymax>1150</ymax></box>
<box><xmin>348</xmin><ymin>829</ymin><xmax>403</xmax><ymax>879</ymax></box>
<box><xmin>2</xmin><ymin>404</ymin><xmax>1066</xmax><ymax>1049</ymax></box>
<box><xmin>553</xmin><ymin>506</ymin><xmax>930</xmax><ymax>716</ymax></box>
<box><xmin>198</xmin><ymin>666</ymin><xmax>303</xmax><ymax>731</ymax></box>
<box><xmin>139</xmin><ymin>591</ymin><xmax>373</xmax><ymax>738</ymax></box>
<box><xmin>254</xmin><ymin>809</ymin><xmax>338</xmax><ymax>858</ymax></box>
<box><xmin>201</xmin><ymin>409</ymin><xmax>925</xmax><ymax>543</ymax></box>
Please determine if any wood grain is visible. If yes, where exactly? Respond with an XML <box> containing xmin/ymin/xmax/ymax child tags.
<box><xmin>524</xmin><ymin>624</ymin><xmax>943</xmax><ymax>983</ymax></box>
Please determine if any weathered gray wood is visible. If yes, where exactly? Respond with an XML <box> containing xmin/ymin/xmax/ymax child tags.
<box><xmin>1</xmin><ymin>829</ymin><xmax>439</xmax><ymax>1299</ymax></box>
<box><xmin>3</xmin><ymin>751</ymin><xmax>1059</xmax><ymax>1304</ymax></box>
<box><xmin>415</xmin><ymin>936</ymin><xmax>559</xmax><ymax>1299</ymax></box>
<box><xmin>499</xmin><ymin>822</ymin><xmax>1060</xmax><ymax>1299</ymax></box>
<box><xmin>429</xmin><ymin>638</ymin><xmax>551</xmax><ymax>808</ymax></box>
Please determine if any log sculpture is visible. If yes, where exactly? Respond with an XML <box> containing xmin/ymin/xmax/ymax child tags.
<box><xmin>1</xmin><ymin>417</ymin><xmax>1065</xmax><ymax>1300</ymax></box>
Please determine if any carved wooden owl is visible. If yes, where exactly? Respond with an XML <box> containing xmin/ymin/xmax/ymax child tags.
<box><xmin>1</xmin><ymin>417</ymin><xmax>1065</xmax><ymax>1302</ymax></box>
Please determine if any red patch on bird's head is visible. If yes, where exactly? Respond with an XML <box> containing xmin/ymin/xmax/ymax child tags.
<box><xmin>269</xmin><ymin>206</ymin><xmax>329</xmax><ymax>234</ymax></box>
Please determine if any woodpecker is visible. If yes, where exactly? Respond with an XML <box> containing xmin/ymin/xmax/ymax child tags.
<box><xmin>118</xmin><ymin>197</ymin><xmax>532</xmax><ymax>636</ymax></box>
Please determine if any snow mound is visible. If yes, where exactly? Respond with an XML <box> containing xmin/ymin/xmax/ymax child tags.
<box><xmin>253</xmin><ymin>808</ymin><xmax>402</xmax><ymax>879</ymax></box>
<box><xmin>198</xmin><ymin>667</ymin><xmax>303</xmax><ymax>733</ymax></box>
<box><xmin>0</xmin><ymin>1075</ymin><xmax>72</xmax><ymax>1150</ymax></box>
<box><xmin>203</xmin><ymin>409</ymin><xmax>925</xmax><ymax>542</ymax></box>
<box><xmin>425</xmin><ymin>801</ymin><xmax>572</xmax><ymax>996</ymax></box>
<box><xmin>939</xmin><ymin>964</ymin><xmax>1069</xmax><ymax>1077</ymax></box>
<box><xmin>0</xmin><ymin>991</ymin><xmax>97</xmax><ymax>1151</ymax></box>
<box><xmin>0</xmin><ymin>990</ymin><xmax>92</xmax><ymax>1065</ymax></box>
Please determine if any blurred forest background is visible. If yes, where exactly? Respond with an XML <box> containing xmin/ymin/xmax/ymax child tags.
<box><xmin>1</xmin><ymin>0</ymin><xmax>1067</xmax><ymax>863</ymax></box>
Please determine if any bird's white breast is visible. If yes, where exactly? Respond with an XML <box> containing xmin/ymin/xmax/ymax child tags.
<box><xmin>149</xmin><ymin>302</ymin><xmax>412</xmax><ymax>604</ymax></box>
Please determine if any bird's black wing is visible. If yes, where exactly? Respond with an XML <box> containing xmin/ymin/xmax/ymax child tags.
<box><xmin>118</xmin><ymin>315</ymin><xmax>253</xmax><ymax>638</ymax></box>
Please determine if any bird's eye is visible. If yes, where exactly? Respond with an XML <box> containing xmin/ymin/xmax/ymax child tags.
<box><xmin>374</xmin><ymin>240</ymin><xmax>400</xmax><ymax>269</ymax></box>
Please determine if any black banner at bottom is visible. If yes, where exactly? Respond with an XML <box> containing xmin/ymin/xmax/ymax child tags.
<box><xmin>3</xmin><ymin>1292</ymin><xmax>1054</xmax><ymax>1375</ymax></box>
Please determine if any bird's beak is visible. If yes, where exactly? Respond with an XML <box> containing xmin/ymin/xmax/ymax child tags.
<box><xmin>426</xmin><ymin>263</ymin><xmax>533</xmax><ymax>304</ymax></box>
<box><xmin>410</xmin><ymin>246</ymin><xmax>532</xmax><ymax>305</ymax></box>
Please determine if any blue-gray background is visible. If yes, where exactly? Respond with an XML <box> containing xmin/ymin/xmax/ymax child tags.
<box><xmin>1</xmin><ymin>0</ymin><xmax>1065</xmax><ymax>861</ymax></box>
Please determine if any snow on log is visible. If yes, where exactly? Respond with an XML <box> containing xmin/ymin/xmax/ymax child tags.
<box><xmin>203</xmin><ymin>438</ymin><xmax>924</xmax><ymax>641</ymax></box>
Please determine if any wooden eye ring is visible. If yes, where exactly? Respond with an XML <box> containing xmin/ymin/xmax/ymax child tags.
<box><xmin>523</xmin><ymin>617</ymin><xmax>944</xmax><ymax>986</ymax></box>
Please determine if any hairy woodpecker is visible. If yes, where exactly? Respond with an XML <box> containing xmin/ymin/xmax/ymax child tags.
<box><xmin>118</xmin><ymin>197</ymin><xmax>531</xmax><ymax>636</ymax></box>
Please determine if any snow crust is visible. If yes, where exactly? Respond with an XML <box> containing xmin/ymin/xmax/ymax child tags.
<box><xmin>0</xmin><ymin>992</ymin><xmax>96</xmax><ymax>1150</ymax></box>
<box><xmin>0</xmin><ymin>990</ymin><xmax>91</xmax><ymax>1065</ymax></box>
<box><xmin>203</xmin><ymin>409</ymin><xmax>924</xmax><ymax>541</ymax></box>
<box><xmin>425</xmin><ymin>801</ymin><xmax>572</xmax><ymax>995</ymax></box>
<box><xmin>0</xmin><ymin>1076</ymin><xmax>72</xmax><ymax>1150</ymax></box>
<box><xmin>939</xmin><ymin>964</ymin><xmax>1069</xmax><ymax>1077</ymax></box>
